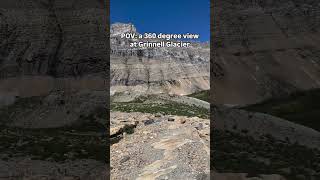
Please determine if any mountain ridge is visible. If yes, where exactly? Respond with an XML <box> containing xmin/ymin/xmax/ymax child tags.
<box><xmin>110</xmin><ymin>23</ymin><xmax>210</xmax><ymax>96</ymax></box>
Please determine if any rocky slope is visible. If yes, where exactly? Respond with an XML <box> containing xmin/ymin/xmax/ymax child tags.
<box><xmin>212</xmin><ymin>0</ymin><xmax>320</xmax><ymax>179</ymax></box>
<box><xmin>110</xmin><ymin>106</ymin><xmax>320</xmax><ymax>179</ymax></box>
<box><xmin>0</xmin><ymin>92</ymin><xmax>108</xmax><ymax>179</ymax></box>
<box><xmin>0</xmin><ymin>0</ymin><xmax>108</xmax><ymax>179</ymax></box>
<box><xmin>110</xmin><ymin>23</ymin><xmax>209</xmax><ymax>96</ymax></box>
<box><xmin>0</xmin><ymin>0</ymin><xmax>108</xmax><ymax>104</ymax></box>
<box><xmin>214</xmin><ymin>105</ymin><xmax>320</xmax><ymax>150</ymax></box>
<box><xmin>212</xmin><ymin>128</ymin><xmax>320</xmax><ymax>180</ymax></box>
<box><xmin>110</xmin><ymin>112</ymin><xmax>210</xmax><ymax>180</ymax></box>
<box><xmin>109</xmin><ymin>90</ymin><xmax>212</xmax><ymax>179</ymax></box>
<box><xmin>212</xmin><ymin>105</ymin><xmax>320</xmax><ymax>180</ymax></box>
<box><xmin>212</xmin><ymin>0</ymin><xmax>320</xmax><ymax>105</ymax></box>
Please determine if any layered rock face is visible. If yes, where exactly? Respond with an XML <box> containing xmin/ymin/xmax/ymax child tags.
<box><xmin>0</xmin><ymin>1</ymin><xmax>108</xmax><ymax>178</ymax></box>
<box><xmin>0</xmin><ymin>0</ymin><xmax>108</xmax><ymax>101</ymax></box>
<box><xmin>213</xmin><ymin>0</ymin><xmax>320</xmax><ymax>105</ymax></box>
<box><xmin>111</xmin><ymin>23</ymin><xmax>210</xmax><ymax>95</ymax></box>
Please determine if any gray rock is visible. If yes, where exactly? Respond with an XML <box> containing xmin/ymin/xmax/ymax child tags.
<box><xmin>119</xmin><ymin>156</ymin><xmax>130</xmax><ymax>164</ymax></box>
<box><xmin>212</xmin><ymin>0</ymin><xmax>320</xmax><ymax>105</ymax></box>
<box><xmin>214</xmin><ymin>106</ymin><xmax>320</xmax><ymax>149</ymax></box>
<box><xmin>110</xmin><ymin>112</ymin><xmax>210</xmax><ymax>179</ymax></box>
<box><xmin>144</xmin><ymin>119</ymin><xmax>155</xmax><ymax>126</ymax></box>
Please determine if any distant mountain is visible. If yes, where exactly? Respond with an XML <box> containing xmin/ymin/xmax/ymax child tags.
<box><xmin>110</xmin><ymin>23</ymin><xmax>210</xmax><ymax>95</ymax></box>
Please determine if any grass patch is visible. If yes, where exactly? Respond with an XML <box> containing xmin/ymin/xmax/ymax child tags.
<box><xmin>0</xmin><ymin>95</ymin><xmax>107</xmax><ymax>162</ymax></box>
<box><xmin>187</xmin><ymin>90</ymin><xmax>209</xmax><ymax>102</ymax></box>
<box><xmin>0</xmin><ymin>125</ymin><xmax>106</xmax><ymax>162</ymax></box>
<box><xmin>0</xmin><ymin>96</ymin><xmax>43</xmax><ymax>125</ymax></box>
<box><xmin>213</xmin><ymin>130</ymin><xmax>320</xmax><ymax>180</ymax></box>
<box><xmin>243</xmin><ymin>89</ymin><xmax>320</xmax><ymax>131</ymax></box>
<box><xmin>111</xmin><ymin>101</ymin><xmax>209</xmax><ymax>119</ymax></box>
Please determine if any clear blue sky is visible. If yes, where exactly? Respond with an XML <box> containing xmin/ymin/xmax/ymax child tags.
<box><xmin>110</xmin><ymin>0</ymin><xmax>210</xmax><ymax>42</ymax></box>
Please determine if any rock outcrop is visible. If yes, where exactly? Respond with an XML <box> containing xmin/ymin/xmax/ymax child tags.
<box><xmin>110</xmin><ymin>112</ymin><xmax>210</xmax><ymax>179</ymax></box>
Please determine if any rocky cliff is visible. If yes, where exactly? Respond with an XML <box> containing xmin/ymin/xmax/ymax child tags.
<box><xmin>212</xmin><ymin>1</ymin><xmax>320</xmax><ymax>179</ymax></box>
<box><xmin>0</xmin><ymin>0</ymin><xmax>108</xmax><ymax>102</ymax></box>
<box><xmin>212</xmin><ymin>0</ymin><xmax>320</xmax><ymax>105</ymax></box>
<box><xmin>0</xmin><ymin>1</ymin><xmax>108</xmax><ymax>179</ymax></box>
<box><xmin>110</xmin><ymin>23</ymin><xmax>210</xmax><ymax>95</ymax></box>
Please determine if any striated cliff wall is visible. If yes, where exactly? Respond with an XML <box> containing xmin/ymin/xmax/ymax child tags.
<box><xmin>212</xmin><ymin>0</ymin><xmax>320</xmax><ymax>105</ymax></box>
<box><xmin>110</xmin><ymin>23</ymin><xmax>210</xmax><ymax>95</ymax></box>
<box><xmin>0</xmin><ymin>0</ymin><xmax>108</xmax><ymax>101</ymax></box>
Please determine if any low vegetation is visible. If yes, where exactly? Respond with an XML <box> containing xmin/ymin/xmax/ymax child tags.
<box><xmin>213</xmin><ymin>130</ymin><xmax>320</xmax><ymax>180</ymax></box>
<box><xmin>0</xmin><ymin>96</ymin><xmax>107</xmax><ymax>162</ymax></box>
<box><xmin>0</xmin><ymin>124</ymin><xmax>106</xmax><ymax>162</ymax></box>
<box><xmin>243</xmin><ymin>89</ymin><xmax>320</xmax><ymax>131</ymax></box>
<box><xmin>187</xmin><ymin>90</ymin><xmax>210</xmax><ymax>102</ymax></box>
<box><xmin>111</xmin><ymin>101</ymin><xmax>209</xmax><ymax>119</ymax></box>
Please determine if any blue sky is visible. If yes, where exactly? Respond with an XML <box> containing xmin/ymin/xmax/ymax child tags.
<box><xmin>110</xmin><ymin>0</ymin><xmax>210</xmax><ymax>42</ymax></box>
